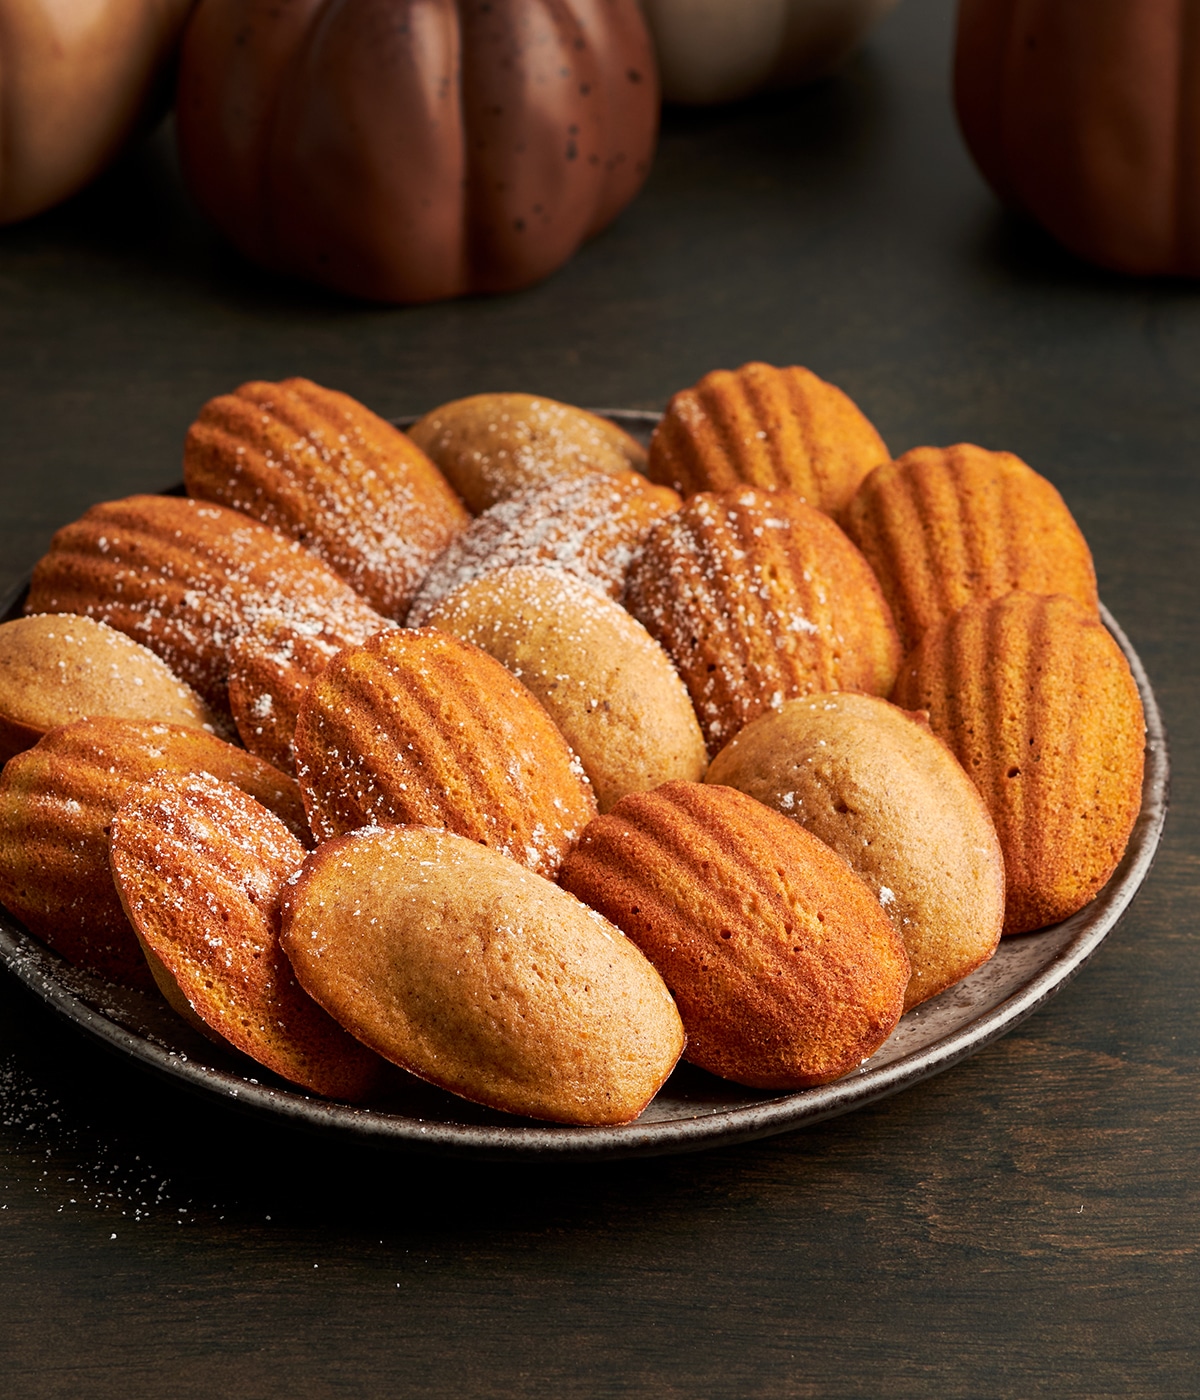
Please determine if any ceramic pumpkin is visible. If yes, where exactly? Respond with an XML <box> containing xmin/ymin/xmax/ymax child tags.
<box><xmin>640</xmin><ymin>0</ymin><xmax>898</xmax><ymax>106</ymax></box>
<box><xmin>176</xmin><ymin>0</ymin><xmax>659</xmax><ymax>303</ymax></box>
<box><xmin>956</xmin><ymin>0</ymin><xmax>1200</xmax><ymax>276</ymax></box>
<box><xmin>0</xmin><ymin>0</ymin><xmax>195</xmax><ymax>225</ymax></box>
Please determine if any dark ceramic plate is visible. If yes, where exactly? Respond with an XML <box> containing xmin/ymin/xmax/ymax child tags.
<box><xmin>0</xmin><ymin>412</ymin><xmax>1170</xmax><ymax>1160</ymax></box>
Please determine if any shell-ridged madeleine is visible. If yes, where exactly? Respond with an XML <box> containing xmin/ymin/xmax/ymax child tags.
<box><xmin>226</xmin><ymin>620</ymin><xmax>390</xmax><ymax>776</ymax></box>
<box><xmin>26</xmin><ymin>494</ymin><xmax>386</xmax><ymax>716</ymax></box>
<box><xmin>294</xmin><ymin>628</ymin><xmax>597</xmax><ymax>878</ymax></box>
<box><xmin>280</xmin><ymin>826</ymin><xmax>684</xmax><ymax>1124</ymax></box>
<box><xmin>842</xmin><ymin>443</ymin><xmax>1099</xmax><ymax>652</ymax></box>
<box><xmin>111</xmin><ymin>774</ymin><xmax>388</xmax><ymax>1101</ymax></box>
<box><xmin>891</xmin><ymin>591</ymin><xmax>1145</xmax><ymax>934</ymax></box>
<box><xmin>0</xmin><ymin>718</ymin><xmax>310</xmax><ymax>989</ymax></box>
<box><xmin>706</xmin><ymin>693</ymin><xmax>1005</xmax><ymax>1010</ymax></box>
<box><xmin>624</xmin><ymin>488</ymin><xmax>902</xmax><ymax>754</ymax></box>
<box><xmin>407</xmin><ymin>392</ymin><xmax>648</xmax><ymax>513</ymax></box>
<box><xmin>422</xmin><ymin>567</ymin><xmax>707</xmax><ymax>811</ymax></box>
<box><xmin>559</xmin><ymin>782</ymin><xmax>909</xmax><ymax>1089</ymax></box>
<box><xmin>647</xmin><ymin>362</ymin><xmax>889</xmax><ymax>514</ymax></box>
<box><xmin>405</xmin><ymin>469</ymin><xmax>680</xmax><ymax>625</ymax></box>
<box><xmin>185</xmin><ymin>377</ymin><xmax>469</xmax><ymax>620</ymax></box>
<box><xmin>0</xmin><ymin>614</ymin><xmax>225</xmax><ymax>764</ymax></box>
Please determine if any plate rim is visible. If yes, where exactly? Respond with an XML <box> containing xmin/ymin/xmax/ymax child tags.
<box><xmin>0</xmin><ymin>422</ymin><xmax>1171</xmax><ymax>1161</ymax></box>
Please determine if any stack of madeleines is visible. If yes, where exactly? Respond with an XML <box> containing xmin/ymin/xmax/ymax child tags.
<box><xmin>0</xmin><ymin>366</ymin><xmax>1146</xmax><ymax>1125</ymax></box>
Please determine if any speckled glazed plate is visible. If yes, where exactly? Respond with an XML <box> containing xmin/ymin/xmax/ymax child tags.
<box><xmin>0</xmin><ymin>411</ymin><xmax>1170</xmax><ymax>1160</ymax></box>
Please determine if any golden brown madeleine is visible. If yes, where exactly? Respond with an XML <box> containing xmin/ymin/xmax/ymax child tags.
<box><xmin>294</xmin><ymin>628</ymin><xmax>596</xmax><ymax>878</ymax></box>
<box><xmin>422</xmin><ymin>567</ymin><xmax>707</xmax><ymax>811</ymax></box>
<box><xmin>280</xmin><ymin>826</ymin><xmax>684</xmax><ymax>1125</ymax></box>
<box><xmin>407</xmin><ymin>392</ymin><xmax>648</xmax><ymax>513</ymax></box>
<box><xmin>842</xmin><ymin>443</ymin><xmax>1099</xmax><ymax>652</ymax></box>
<box><xmin>0</xmin><ymin>718</ymin><xmax>309</xmax><ymax>989</ymax></box>
<box><xmin>647</xmin><ymin>362</ymin><xmax>889</xmax><ymax>514</ymax></box>
<box><xmin>0</xmin><ymin>614</ymin><xmax>226</xmax><ymax>764</ymax></box>
<box><xmin>559</xmin><ymin>781</ymin><xmax>909</xmax><ymax>1089</ymax></box>
<box><xmin>405</xmin><ymin>469</ymin><xmax>681</xmax><ymax>625</ymax></box>
<box><xmin>706</xmin><ymin>693</ymin><xmax>1005</xmax><ymax>1010</ymax></box>
<box><xmin>624</xmin><ymin>488</ymin><xmax>902</xmax><ymax>755</ymax></box>
<box><xmin>184</xmin><ymin>377</ymin><xmax>469</xmax><ymax>620</ymax></box>
<box><xmin>226</xmin><ymin>618</ymin><xmax>396</xmax><ymax>776</ymax></box>
<box><xmin>891</xmin><ymin>592</ymin><xmax>1145</xmax><ymax>934</ymax></box>
<box><xmin>25</xmin><ymin>494</ymin><xmax>387</xmax><ymax>716</ymax></box>
<box><xmin>111</xmin><ymin>774</ymin><xmax>388</xmax><ymax>1100</ymax></box>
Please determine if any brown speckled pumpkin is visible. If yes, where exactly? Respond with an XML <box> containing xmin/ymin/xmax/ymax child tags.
<box><xmin>956</xmin><ymin>0</ymin><xmax>1200</xmax><ymax>275</ymax></box>
<box><xmin>176</xmin><ymin>0</ymin><xmax>659</xmax><ymax>302</ymax></box>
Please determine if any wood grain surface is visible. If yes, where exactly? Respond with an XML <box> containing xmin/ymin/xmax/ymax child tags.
<box><xmin>1</xmin><ymin>2</ymin><xmax>1196</xmax><ymax>1395</ymax></box>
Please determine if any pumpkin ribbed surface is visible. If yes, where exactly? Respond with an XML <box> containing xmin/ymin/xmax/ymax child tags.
<box><xmin>0</xmin><ymin>718</ymin><xmax>309</xmax><ymax>989</ymax></box>
<box><xmin>111</xmin><ymin>774</ymin><xmax>387</xmax><ymax>1100</ymax></box>
<box><xmin>842</xmin><ymin>443</ymin><xmax>1098</xmax><ymax>653</ymax></box>
<box><xmin>185</xmin><ymin>377</ymin><xmax>468</xmax><ymax>619</ymax></box>
<box><xmin>891</xmin><ymin>592</ymin><xmax>1145</xmax><ymax>935</ymax></box>
<box><xmin>26</xmin><ymin>494</ymin><xmax>386</xmax><ymax>715</ymax></box>
<box><xmin>623</xmin><ymin>488</ymin><xmax>901</xmax><ymax>754</ymax></box>
<box><xmin>558</xmin><ymin>781</ymin><xmax>909</xmax><ymax>1089</ymax></box>
<box><xmin>405</xmin><ymin>469</ymin><xmax>680</xmax><ymax>623</ymax></box>
<box><xmin>294</xmin><ymin>628</ymin><xmax>596</xmax><ymax>878</ymax></box>
<box><xmin>646</xmin><ymin>362</ymin><xmax>889</xmax><ymax>513</ymax></box>
<box><xmin>176</xmin><ymin>0</ymin><xmax>659</xmax><ymax>303</ymax></box>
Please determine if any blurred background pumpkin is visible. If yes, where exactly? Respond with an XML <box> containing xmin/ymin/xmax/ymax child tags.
<box><xmin>639</xmin><ymin>0</ymin><xmax>899</xmax><ymax>106</ymax></box>
<box><xmin>175</xmin><ymin>0</ymin><xmax>659</xmax><ymax>304</ymax></box>
<box><xmin>956</xmin><ymin>0</ymin><xmax>1200</xmax><ymax>276</ymax></box>
<box><xmin>0</xmin><ymin>0</ymin><xmax>195</xmax><ymax>224</ymax></box>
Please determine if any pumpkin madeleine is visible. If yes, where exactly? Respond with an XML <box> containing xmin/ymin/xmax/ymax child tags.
<box><xmin>0</xmin><ymin>718</ymin><xmax>309</xmax><ymax>990</ymax></box>
<box><xmin>408</xmin><ymin>392</ymin><xmax>647</xmax><ymax>513</ymax></box>
<box><xmin>559</xmin><ymin>781</ymin><xmax>909</xmax><ymax>1090</ymax></box>
<box><xmin>624</xmin><ymin>487</ymin><xmax>901</xmax><ymax>754</ymax></box>
<box><xmin>0</xmin><ymin>614</ymin><xmax>225</xmax><ymax>765</ymax></box>
<box><xmin>110</xmin><ymin>774</ymin><xmax>388</xmax><ymax>1100</ymax></box>
<box><xmin>185</xmin><ymin>376</ymin><xmax>468</xmax><ymax>619</ymax></box>
<box><xmin>26</xmin><ymin>493</ymin><xmax>386</xmax><ymax>717</ymax></box>
<box><xmin>294</xmin><ymin>627</ymin><xmax>596</xmax><ymax>879</ymax></box>
<box><xmin>891</xmin><ymin>591</ymin><xmax>1145</xmax><ymax>935</ymax></box>
<box><xmin>280</xmin><ymin>826</ymin><xmax>684</xmax><ymax>1125</ymax></box>
<box><xmin>647</xmin><ymin>362</ymin><xmax>888</xmax><ymax>514</ymax></box>
<box><xmin>842</xmin><ymin>443</ymin><xmax>1098</xmax><ymax>653</ymax></box>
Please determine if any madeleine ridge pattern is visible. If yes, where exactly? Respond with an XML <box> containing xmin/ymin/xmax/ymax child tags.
<box><xmin>624</xmin><ymin>488</ymin><xmax>902</xmax><ymax>753</ymax></box>
<box><xmin>647</xmin><ymin>362</ymin><xmax>890</xmax><ymax>514</ymax></box>
<box><xmin>0</xmin><ymin>717</ymin><xmax>310</xmax><ymax>989</ymax></box>
<box><xmin>842</xmin><ymin>443</ymin><xmax>1099</xmax><ymax>652</ymax></box>
<box><xmin>25</xmin><ymin>494</ymin><xmax>387</xmax><ymax>715</ymax></box>
<box><xmin>185</xmin><ymin>377</ymin><xmax>469</xmax><ymax>620</ymax></box>
<box><xmin>891</xmin><ymin>591</ymin><xmax>1145</xmax><ymax>934</ymax></box>
<box><xmin>559</xmin><ymin>781</ymin><xmax>909</xmax><ymax>1089</ymax></box>
<box><xmin>110</xmin><ymin>774</ymin><xmax>387</xmax><ymax>1101</ymax></box>
<box><xmin>294</xmin><ymin>628</ymin><xmax>597</xmax><ymax>878</ymax></box>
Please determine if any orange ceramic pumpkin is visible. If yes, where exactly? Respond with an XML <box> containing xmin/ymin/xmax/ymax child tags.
<box><xmin>176</xmin><ymin>0</ymin><xmax>659</xmax><ymax>303</ymax></box>
<box><xmin>955</xmin><ymin>0</ymin><xmax>1200</xmax><ymax>275</ymax></box>
<box><xmin>0</xmin><ymin>0</ymin><xmax>195</xmax><ymax>224</ymax></box>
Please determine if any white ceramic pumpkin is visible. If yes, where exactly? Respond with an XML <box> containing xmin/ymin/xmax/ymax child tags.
<box><xmin>640</xmin><ymin>0</ymin><xmax>899</xmax><ymax>105</ymax></box>
<box><xmin>0</xmin><ymin>0</ymin><xmax>195</xmax><ymax>224</ymax></box>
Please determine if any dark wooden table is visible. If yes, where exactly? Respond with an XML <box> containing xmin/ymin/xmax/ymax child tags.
<box><xmin>2</xmin><ymin>3</ymin><xmax>1196</xmax><ymax>1395</ymax></box>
